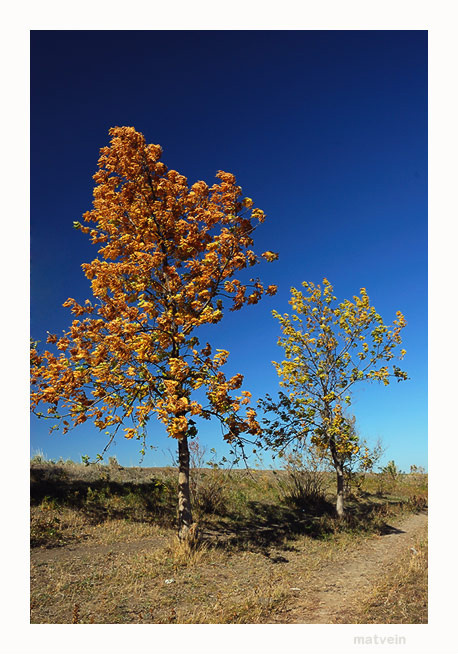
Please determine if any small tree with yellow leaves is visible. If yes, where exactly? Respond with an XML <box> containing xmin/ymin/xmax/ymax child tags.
<box><xmin>30</xmin><ymin>126</ymin><xmax>278</xmax><ymax>540</ymax></box>
<box><xmin>271</xmin><ymin>279</ymin><xmax>407</xmax><ymax>518</ymax></box>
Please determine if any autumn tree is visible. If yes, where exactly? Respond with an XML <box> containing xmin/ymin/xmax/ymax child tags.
<box><xmin>265</xmin><ymin>279</ymin><xmax>407</xmax><ymax>518</ymax></box>
<box><xmin>30</xmin><ymin>126</ymin><xmax>278</xmax><ymax>540</ymax></box>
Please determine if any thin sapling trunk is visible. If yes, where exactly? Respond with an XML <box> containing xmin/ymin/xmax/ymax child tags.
<box><xmin>177</xmin><ymin>433</ymin><xmax>194</xmax><ymax>541</ymax></box>
<box><xmin>336</xmin><ymin>462</ymin><xmax>345</xmax><ymax>519</ymax></box>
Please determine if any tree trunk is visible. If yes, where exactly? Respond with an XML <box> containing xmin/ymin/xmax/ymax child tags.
<box><xmin>328</xmin><ymin>435</ymin><xmax>345</xmax><ymax>519</ymax></box>
<box><xmin>336</xmin><ymin>463</ymin><xmax>345</xmax><ymax>518</ymax></box>
<box><xmin>177</xmin><ymin>434</ymin><xmax>194</xmax><ymax>541</ymax></box>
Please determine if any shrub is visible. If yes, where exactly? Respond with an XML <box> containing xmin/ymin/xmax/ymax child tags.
<box><xmin>31</xmin><ymin>450</ymin><xmax>47</xmax><ymax>464</ymax></box>
<box><xmin>276</xmin><ymin>447</ymin><xmax>329</xmax><ymax>511</ymax></box>
<box><xmin>407</xmin><ymin>494</ymin><xmax>428</xmax><ymax>511</ymax></box>
<box><xmin>381</xmin><ymin>460</ymin><xmax>402</xmax><ymax>480</ymax></box>
<box><xmin>30</xmin><ymin>498</ymin><xmax>64</xmax><ymax>547</ymax></box>
<box><xmin>376</xmin><ymin>460</ymin><xmax>405</xmax><ymax>497</ymax></box>
<box><xmin>188</xmin><ymin>439</ymin><xmax>230</xmax><ymax>518</ymax></box>
<box><xmin>192</xmin><ymin>469</ymin><xmax>229</xmax><ymax>517</ymax></box>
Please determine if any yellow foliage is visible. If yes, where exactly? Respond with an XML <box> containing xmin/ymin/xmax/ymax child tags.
<box><xmin>272</xmin><ymin>279</ymin><xmax>407</xmax><ymax>459</ymax></box>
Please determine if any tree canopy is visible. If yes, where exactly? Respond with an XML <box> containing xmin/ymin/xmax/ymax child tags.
<box><xmin>264</xmin><ymin>278</ymin><xmax>407</xmax><ymax>515</ymax></box>
<box><xmin>30</xmin><ymin>126</ymin><xmax>278</xmax><ymax>455</ymax></box>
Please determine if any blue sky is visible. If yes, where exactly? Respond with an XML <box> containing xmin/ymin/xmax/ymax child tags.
<box><xmin>30</xmin><ymin>30</ymin><xmax>427</xmax><ymax>470</ymax></box>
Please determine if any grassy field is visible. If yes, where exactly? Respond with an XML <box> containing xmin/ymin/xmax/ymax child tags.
<box><xmin>30</xmin><ymin>457</ymin><xmax>427</xmax><ymax>624</ymax></box>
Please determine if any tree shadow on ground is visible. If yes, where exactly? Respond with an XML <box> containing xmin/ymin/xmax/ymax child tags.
<box><xmin>343</xmin><ymin>499</ymin><xmax>408</xmax><ymax>535</ymax></box>
<box><xmin>30</xmin><ymin>467</ymin><xmax>411</xmax><ymax>553</ymax></box>
<box><xmin>201</xmin><ymin>499</ymin><xmax>336</xmax><ymax>555</ymax></box>
<box><xmin>201</xmin><ymin>495</ymin><xmax>408</xmax><ymax>556</ymax></box>
<box><xmin>30</xmin><ymin>466</ymin><xmax>177</xmax><ymax>526</ymax></box>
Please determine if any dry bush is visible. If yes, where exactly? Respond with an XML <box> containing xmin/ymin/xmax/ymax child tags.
<box><xmin>276</xmin><ymin>447</ymin><xmax>330</xmax><ymax>511</ymax></box>
<box><xmin>30</xmin><ymin>506</ymin><xmax>64</xmax><ymax>547</ymax></box>
<box><xmin>170</xmin><ymin>529</ymin><xmax>208</xmax><ymax>568</ymax></box>
<box><xmin>188</xmin><ymin>439</ymin><xmax>231</xmax><ymax>518</ymax></box>
<box><xmin>406</xmin><ymin>494</ymin><xmax>428</xmax><ymax>511</ymax></box>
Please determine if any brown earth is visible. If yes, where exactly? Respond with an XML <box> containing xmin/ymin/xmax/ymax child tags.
<box><xmin>31</xmin><ymin>509</ymin><xmax>427</xmax><ymax>623</ymax></box>
<box><xmin>272</xmin><ymin>510</ymin><xmax>427</xmax><ymax>623</ymax></box>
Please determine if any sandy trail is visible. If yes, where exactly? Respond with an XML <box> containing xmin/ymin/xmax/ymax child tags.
<box><xmin>275</xmin><ymin>510</ymin><xmax>427</xmax><ymax>623</ymax></box>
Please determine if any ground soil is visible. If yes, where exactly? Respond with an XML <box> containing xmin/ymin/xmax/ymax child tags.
<box><xmin>31</xmin><ymin>509</ymin><xmax>427</xmax><ymax>623</ymax></box>
<box><xmin>271</xmin><ymin>510</ymin><xmax>428</xmax><ymax>623</ymax></box>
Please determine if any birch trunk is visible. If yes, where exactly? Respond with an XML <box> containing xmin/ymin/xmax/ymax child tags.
<box><xmin>336</xmin><ymin>463</ymin><xmax>345</xmax><ymax>518</ymax></box>
<box><xmin>177</xmin><ymin>434</ymin><xmax>194</xmax><ymax>541</ymax></box>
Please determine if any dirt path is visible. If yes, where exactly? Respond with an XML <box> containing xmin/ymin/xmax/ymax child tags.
<box><xmin>30</xmin><ymin>509</ymin><xmax>427</xmax><ymax>624</ymax></box>
<box><xmin>31</xmin><ymin>534</ymin><xmax>169</xmax><ymax>565</ymax></box>
<box><xmin>275</xmin><ymin>510</ymin><xmax>428</xmax><ymax>623</ymax></box>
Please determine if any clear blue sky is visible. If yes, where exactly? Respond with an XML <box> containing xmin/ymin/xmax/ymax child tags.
<box><xmin>30</xmin><ymin>30</ymin><xmax>427</xmax><ymax>471</ymax></box>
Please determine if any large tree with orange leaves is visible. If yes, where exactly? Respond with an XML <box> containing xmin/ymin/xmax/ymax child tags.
<box><xmin>31</xmin><ymin>126</ymin><xmax>278</xmax><ymax>539</ymax></box>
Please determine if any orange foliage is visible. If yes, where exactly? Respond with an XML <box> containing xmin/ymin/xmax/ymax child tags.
<box><xmin>31</xmin><ymin>127</ymin><xmax>277</xmax><ymax>445</ymax></box>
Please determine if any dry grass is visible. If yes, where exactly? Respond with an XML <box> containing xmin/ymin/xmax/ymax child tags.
<box><xmin>30</xmin><ymin>460</ymin><xmax>427</xmax><ymax>624</ymax></box>
<box><xmin>348</xmin><ymin>529</ymin><xmax>428</xmax><ymax>624</ymax></box>
<box><xmin>31</xmin><ymin>528</ymin><xmax>290</xmax><ymax>623</ymax></box>
<box><xmin>30</xmin><ymin>522</ymin><xmax>352</xmax><ymax>624</ymax></box>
